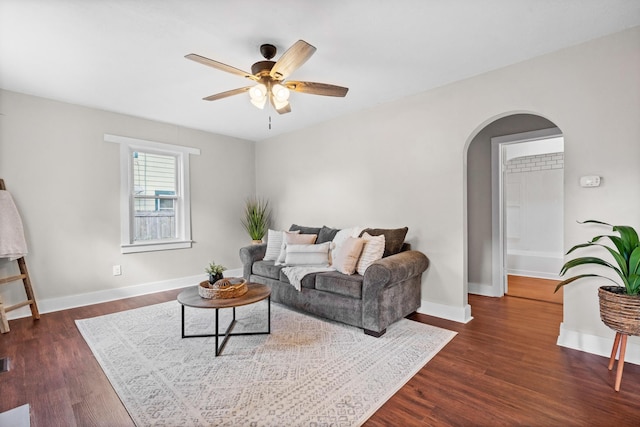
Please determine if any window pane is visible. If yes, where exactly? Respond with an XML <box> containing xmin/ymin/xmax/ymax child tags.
<box><xmin>132</xmin><ymin>152</ymin><xmax>176</xmax><ymax>196</ymax></box>
<box><xmin>132</xmin><ymin>152</ymin><xmax>177</xmax><ymax>241</ymax></box>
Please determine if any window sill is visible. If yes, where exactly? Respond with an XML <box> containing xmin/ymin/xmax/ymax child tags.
<box><xmin>121</xmin><ymin>240</ymin><xmax>193</xmax><ymax>254</ymax></box>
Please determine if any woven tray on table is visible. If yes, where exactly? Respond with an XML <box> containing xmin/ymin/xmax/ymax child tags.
<box><xmin>199</xmin><ymin>278</ymin><xmax>248</xmax><ymax>299</ymax></box>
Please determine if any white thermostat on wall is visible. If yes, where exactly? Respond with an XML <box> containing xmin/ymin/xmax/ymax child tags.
<box><xmin>580</xmin><ymin>175</ymin><xmax>601</xmax><ymax>187</ymax></box>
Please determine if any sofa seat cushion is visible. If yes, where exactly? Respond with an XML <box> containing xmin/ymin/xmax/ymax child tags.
<box><xmin>252</xmin><ymin>260</ymin><xmax>283</xmax><ymax>280</ymax></box>
<box><xmin>278</xmin><ymin>270</ymin><xmax>317</xmax><ymax>289</ymax></box>
<box><xmin>315</xmin><ymin>271</ymin><xmax>363</xmax><ymax>299</ymax></box>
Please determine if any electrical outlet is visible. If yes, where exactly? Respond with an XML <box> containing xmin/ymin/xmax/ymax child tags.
<box><xmin>112</xmin><ymin>265</ymin><xmax>122</xmax><ymax>276</ymax></box>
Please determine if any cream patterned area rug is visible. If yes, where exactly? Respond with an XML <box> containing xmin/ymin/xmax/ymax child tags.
<box><xmin>76</xmin><ymin>299</ymin><xmax>456</xmax><ymax>426</ymax></box>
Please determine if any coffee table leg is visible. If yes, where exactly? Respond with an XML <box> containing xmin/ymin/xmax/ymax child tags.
<box><xmin>215</xmin><ymin>308</ymin><xmax>219</xmax><ymax>356</ymax></box>
<box><xmin>268</xmin><ymin>296</ymin><xmax>271</xmax><ymax>334</ymax></box>
<box><xmin>181</xmin><ymin>304</ymin><xmax>185</xmax><ymax>338</ymax></box>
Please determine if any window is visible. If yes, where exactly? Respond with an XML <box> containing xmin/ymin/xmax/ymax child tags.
<box><xmin>105</xmin><ymin>134</ymin><xmax>200</xmax><ymax>253</ymax></box>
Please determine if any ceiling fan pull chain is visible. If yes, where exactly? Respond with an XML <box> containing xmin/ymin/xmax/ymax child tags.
<box><xmin>269</xmin><ymin>115</ymin><xmax>272</xmax><ymax>130</ymax></box>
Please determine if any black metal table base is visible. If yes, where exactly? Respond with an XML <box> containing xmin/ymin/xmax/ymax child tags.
<box><xmin>181</xmin><ymin>296</ymin><xmax>271</xmax><ymax>356</ymax></box>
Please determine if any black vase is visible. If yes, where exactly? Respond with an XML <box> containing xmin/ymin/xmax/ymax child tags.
<box><xmin>208</xmin><ymin>273</ymin><xmax>223</xmax><ymax>284</ymax></box>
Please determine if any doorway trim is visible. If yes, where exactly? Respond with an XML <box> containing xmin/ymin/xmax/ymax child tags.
<box><xmin>490</xmin><ymin>127</ymin><xmax>563</xmax><ymax>297</ymax></box>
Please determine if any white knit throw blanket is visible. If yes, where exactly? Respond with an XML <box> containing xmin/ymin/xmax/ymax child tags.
<box><xmin>281</xmin><ymin>266</ymin><xmax>335</xmax><ymax>291</ymax></box>
<box><xmin>0</xmin><ymin>190</ymin><xmax>28</xmax><ymax>260</ymax></box>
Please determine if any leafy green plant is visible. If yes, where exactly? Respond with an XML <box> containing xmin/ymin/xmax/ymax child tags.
<box><xmin>241</xmin><ymin>197</ymin><xmax>271</xmax><ymax>241</ymax></box>
<box><xmin>205</xmin><ymin>261</ymin><xmax>226</xmax><ymax>276</ymax></box>
<box><xmin>555</xmin><ymin>220</ymin><xmax>640</xmax><ymax>295</ymax></box>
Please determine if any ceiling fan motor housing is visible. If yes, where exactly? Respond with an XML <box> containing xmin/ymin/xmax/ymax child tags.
<box><xmin>251</xmin><ymin>60</ymin><xmax>276</xmax><ymax>77</ymax></box>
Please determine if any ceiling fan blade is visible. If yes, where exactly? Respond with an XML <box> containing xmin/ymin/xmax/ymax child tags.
<box><xmin>185</xmin><ymin>53</ymin><xmax>258</xmax><ymax>81</ymax></box>
<box><xmin>276</xmin><ymin>103</ymin><xmax>292</xmax><ymax>114</ymax></box>
<box><xmin>285</xmin><ymin>81</ymin><xmax>349</xmax><ymax>97</ymax></box>
<box><xmin>203</xmin><ymin>86</ymin><xmax>252</xmax><ymax>101</ymax></box>
<box><xmin>270</xmin><ymin>40</ymin><xmax>316</xmax><ymax>80</ymax></box>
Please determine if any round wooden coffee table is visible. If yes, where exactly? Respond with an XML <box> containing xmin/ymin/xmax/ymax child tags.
<box><xmin>177</xmin><ymin>282</ymin><xmax>271</xmax><ymax>356</ymax></box>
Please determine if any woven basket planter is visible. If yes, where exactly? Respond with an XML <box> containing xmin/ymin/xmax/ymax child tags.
<box><xmin>598</xmin><ymin>286</ymin><xmax>640</xmax><ymax>335</ymax></box>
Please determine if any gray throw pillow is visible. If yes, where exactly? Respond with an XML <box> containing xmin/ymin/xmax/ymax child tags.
<box><xmin>360</xmin><ymin>227</ymin><xmax>408</xmax><ymax>257</ymax></box>
<box><xmin>289</xmin><ymin>224</ymin><xmax>322</xmax><ymax>235</ymax></box>
<box><xmin>317</xmin><ymin>226</ymin><xmax>340</xmax><ymax>244</ymax></box>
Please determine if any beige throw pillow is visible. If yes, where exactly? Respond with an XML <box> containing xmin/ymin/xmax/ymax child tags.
<box><xmin>356</xmin><ymin>232</ymin><xmax>385</xmax><ymax>275</ymax></box>
<box><xmin>331</xmin><ymin>237</ymin><xmax>365</xmax><ymax>275</ymax></box>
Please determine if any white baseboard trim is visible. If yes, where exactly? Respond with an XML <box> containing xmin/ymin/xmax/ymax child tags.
<box><xmin>557</xmin><ymin>322</ymin><xmax>640</xmax><ymax>366</ymax></box>
<box><xmin>417</xmin><ymin>299</ymin><xmax>473</xmax><ymax>324</ymax></box>
<box><xmin>6</xmin><ymin>268</ymin><xmax>244</xmax><ymax>321</ymax></box>
<box><xmin>468</xmin><ymin>281</ymin><xmax>501</xmax><ymax>297</ymax></box>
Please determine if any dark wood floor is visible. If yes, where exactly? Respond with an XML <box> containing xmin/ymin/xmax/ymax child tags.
<box><xmin>1</xmin><ymin>291</ymin><xmax>639</xmax><ymax>426</ymax></box>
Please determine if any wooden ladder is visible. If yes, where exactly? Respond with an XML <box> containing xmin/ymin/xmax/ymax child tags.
<box><xmin>0</xmin><ymin>179</ymin><xmax>40</xmax><ymax>333</ymax></box>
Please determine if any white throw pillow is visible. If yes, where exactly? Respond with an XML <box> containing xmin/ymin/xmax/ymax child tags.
<box><xmin>276</xmin><ymin>231</ymin><xmax>317</xmax><ymax>265</ymax></box>
<box><xmin>331</xmin><ymin>237</ymin><xmax>365</xmax><ymax>275</ymax></box>
<box><xmin>285</xmin><ymin>242</ymin><xmax>331</xmax><ymax>266</ymax></box>
<box><xmin>356</xmin><ymin>232</ymin><xmax>385</xmax><ymax>275</ymax></box>
<box><xmin>264</xmin><ymin>229</ymin><xmax>300</xmax><ymax>261</ymax></box>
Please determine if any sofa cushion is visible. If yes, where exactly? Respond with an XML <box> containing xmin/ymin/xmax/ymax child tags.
<box><xmin>285</xmin><ymin>242</ymin><xmax>331</xmax><ymax>266</ymax></box>
<box><xmin>360</xmin><ymin>227</ymin><xmax>408</xmax><ymax>257</ymax></box>
<box><xmin>289</xmin><ymin>224</ymin><xmax>322</xmax><ymax>235</ymax></box>
<box><xmin>252</xmin><ymin>260</ymin><xmax>283</xmax><ymax>280</ymax></box>
<box><xmin>356</xmin><ymin>232</ymin><xmax>385</xmax><ymax>275</ymax></box>
<box><xmin>331</xmin><ymin>237</ymin><xmax>365</xmax><ymax>275</ymax></box>
<box><xmin>279</xmin><ymin>270</ymin><xmax>318</xmax><ymax>289</ymax></box>
<box><xmin>317</xmin><ymin>226</ymin><xmax>340</xmax><ymax>244</ymax></box>
<box><xmin>316</xmin><ymin>271</ymin><xmax>363</xmax><ymax>299</ymax></box>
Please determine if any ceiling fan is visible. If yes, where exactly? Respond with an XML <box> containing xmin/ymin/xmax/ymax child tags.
<box><xmin>185</xmin><ymin>40</ymin><xmax>348</xmax><ymax>114</ymax></box>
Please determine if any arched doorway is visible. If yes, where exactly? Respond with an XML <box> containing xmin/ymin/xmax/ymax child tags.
<box><xmin>466</xmin><ymin>113</ymin><xmax>564</xmax><ymax>303</ymax></box>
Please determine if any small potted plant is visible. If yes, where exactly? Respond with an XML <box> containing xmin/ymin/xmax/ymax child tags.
<box><xmin>555</xmin><ymin>220</ymin><xmax>640</xmax><ymax>391</ymax></box>
<box><xmin>241</xmin><ymin>197</ymin><xmax>271</xmax><ymax>243</ymax></box>
<box><xmin>205</xmin><ymin>261</ymin><xmax>226</xmax><ymax>284</ymax></box>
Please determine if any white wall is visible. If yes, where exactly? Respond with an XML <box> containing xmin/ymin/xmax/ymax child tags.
<box><xmin>256</xmin><ymin>27</ymin><xmax>640</xmax><ymax>356</ymax></box>
<box><xmin>0</xmin><ymin>90</ymin><xmax>255</xmax><ymax>313</ymax></box>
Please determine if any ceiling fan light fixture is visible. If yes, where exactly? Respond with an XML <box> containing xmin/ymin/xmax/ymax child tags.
<box><xmin>272</xmin><ymin>98</ymin><xmax>290</xmax><ymax>111</ymax></box>
<box><xmin>250</xmin><ymin>96</ymin><xmax>267</xmax><ymax>109</ymax></box>
<box><xmin>271</xmin><ymin>83</ymin><xmax>290</xmax><ymax>102</ymax></box>
<box><xmin>249</xmin><ymin>84</ymin><xmax>267</xmax><ymax>101</ymax></box>
<box><xmin>249</xmin><ymin>83</ymin><xmax>267</xmax><ymax>109</ymax></box>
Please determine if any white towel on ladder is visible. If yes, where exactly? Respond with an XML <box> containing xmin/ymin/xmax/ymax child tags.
<box><xmin>0</xmin><ymin>190</ymin><xmax>28</xmax><ymax>260</ymax></box>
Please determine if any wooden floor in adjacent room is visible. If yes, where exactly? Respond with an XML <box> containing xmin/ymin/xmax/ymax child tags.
<box><xmin>1</xmin><ymin>290</ymin><xmax>639</xmax><ymax>426</ymax></box>
<box><xmin>506</xmin><ymin>274</ymin><xmax>563</xmax><ymax>305</ymax></box>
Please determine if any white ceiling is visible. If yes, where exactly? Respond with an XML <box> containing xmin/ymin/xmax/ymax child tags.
<box><xmin>1</xmin><ymin>1</ymin><xmax>639</xmax><ymax>141</ymax></box>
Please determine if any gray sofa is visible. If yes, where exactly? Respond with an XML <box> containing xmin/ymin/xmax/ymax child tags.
<box><xmin>239</xmin><ymin>226</ymin><xmax>429</xmax><ymax>337</ymax></box>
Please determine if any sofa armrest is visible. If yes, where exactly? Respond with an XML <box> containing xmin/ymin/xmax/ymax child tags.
<box><xmin>239</xmin><ymin>243</ymin><xmax>267</xmax><ymax>280</ymax></box>
<box><xmin>363</xmin><ymin>250</ymin><xmax>429</xmax><ymax>290</ymax></box>
<box><xmin>361</xmin><ymin>250</ymin><xmax>429</xmax><ymax>333</ymax></box>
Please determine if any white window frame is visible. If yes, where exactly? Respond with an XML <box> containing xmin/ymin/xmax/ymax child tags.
<box><xmin>105</xmin><ymin>134</ymin><xmax>200</xmax><ymax>254</ymax></box>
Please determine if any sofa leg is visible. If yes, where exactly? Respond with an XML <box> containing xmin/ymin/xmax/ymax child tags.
<box><xmin>364</xmin><ymin>328</ymin><xmax>386</xmax><ymax>337</ymax></box>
